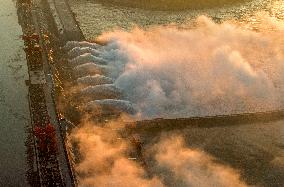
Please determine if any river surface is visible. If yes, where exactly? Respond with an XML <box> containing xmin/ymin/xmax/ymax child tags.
<box><xmin>0</xmin><ymin>0</ymin><xmax>29</xmax><ymax>186</ymax></box>
<box><xmin>69</xmin><ymin>0</ymin><xmax>284</xmax><ymax>39</ymax></box>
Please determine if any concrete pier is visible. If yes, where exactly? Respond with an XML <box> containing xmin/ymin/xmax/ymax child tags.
<box><xmin>128</xmin><ymin>110</ymin><xmax>284</xmax><ymax>133</ymax></box>
<box><xmin>50</xmin><ymin>0</ymin><xmax>84</xmax><ymax>41</ymax></box>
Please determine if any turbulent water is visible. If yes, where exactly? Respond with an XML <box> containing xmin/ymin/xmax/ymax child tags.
<box><xmin>68</xmin><ymin>0</ymin><xmax>284</xmax><ymax>118</ymax></box>
<box><xmin>67</xmin><ymin>16</ymin><xmax>284</xmax><ymax>119</ymax></box>
<box><xmin>68</xmin><ymin>1</ymin><xmax>284</xmax><ymax>186</ymax></box>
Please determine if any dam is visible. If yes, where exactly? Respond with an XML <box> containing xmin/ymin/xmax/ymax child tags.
<box><xmin>15</xmin><ymin>0</ymin><xmax>84</xmax><ymax>185</ymax></box>
<box><xmin>8</xmin><ymin>0</ymin><xmax>284</xmax><ymax>186</ymax></box>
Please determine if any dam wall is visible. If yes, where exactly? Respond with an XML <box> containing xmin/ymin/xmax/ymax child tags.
<box><xmin>17</xmin><ymin>0</ymin><xmax>86</xmax><ymax>185</ymax></box>
<box><xmin>128</xmin><ymin>110</ymin><xmax>284</xmax><ymax>133</ymax></box>
<box><xmin>46</xmin><ymin>0</ymin><xmax>85</xmax><ymax>42</ymax></box>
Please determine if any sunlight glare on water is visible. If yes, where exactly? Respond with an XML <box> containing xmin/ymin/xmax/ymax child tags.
<box><xmin>69</xmin><ymin>0</ymin><xmax>284</xmax><ymax>39</ymax></box>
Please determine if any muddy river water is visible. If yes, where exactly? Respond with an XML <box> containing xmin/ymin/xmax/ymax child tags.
<box><xmin>0</xmin><ymin>0</ymin><xmax>29</xmax><ymax>186</ymax></box>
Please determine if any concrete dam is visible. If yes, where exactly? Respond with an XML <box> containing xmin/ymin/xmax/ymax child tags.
<box><xmin>17</xmin><ymin>0</ymin><xmax>284</xmax><ymax>186</ymax></box>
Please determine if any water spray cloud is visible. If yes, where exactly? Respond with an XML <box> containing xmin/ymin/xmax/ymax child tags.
<box><xmin>152</xmin><ymin>135</ymin><xmax>247</xmax><ymax>187</ymax></box>
<box><xmin>71</xmin><ymin>120</ymin><xmax>164</xmax><ymax>187</ymax></box>
<box><xmin>71</xmin><ymin>121</ymin><xmax>248</xmax><ymax>187</ymax></box>
<box><xmin>94</xmin><ymin>16</ymin><xmax>284</xmax><ymax>119</ymax></box>
<box><xmin>68</xmin><ymin>15</ymin><xmax>284</xmax><ymax>186</ymax></box>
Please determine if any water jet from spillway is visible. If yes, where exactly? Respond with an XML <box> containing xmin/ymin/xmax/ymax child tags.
<box><xmin>73</xmin><ymin>63</ymin><xmax>111</xmax><ymax>78</ymax></box>
<box><xmin>64</xmin><ymin>41</ymin><xmax>100</xmax><ymax>51</ymax></box>
<box><xmin>68</xmin><ymin>47</ymin><xmax>101</xmax><ymax>59</ymax></box>
<box><xmin>85</xmin><ymin>99</ymin><xmax>137</xmax><ymax>116</ymax></box>
<box><xmin>69</xmin><ymin>53</ymin><xmax>108</xmax><ymax>66</ymax></box>
<box><xmin>77</xmin><ymin>75</ymin><xmax>113</xmax><ymax>86</ymax></box>
<box><xmin>78</xmin><ymin>84</ymin><xmax>122</xmax><ymax>101</ymax></box>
